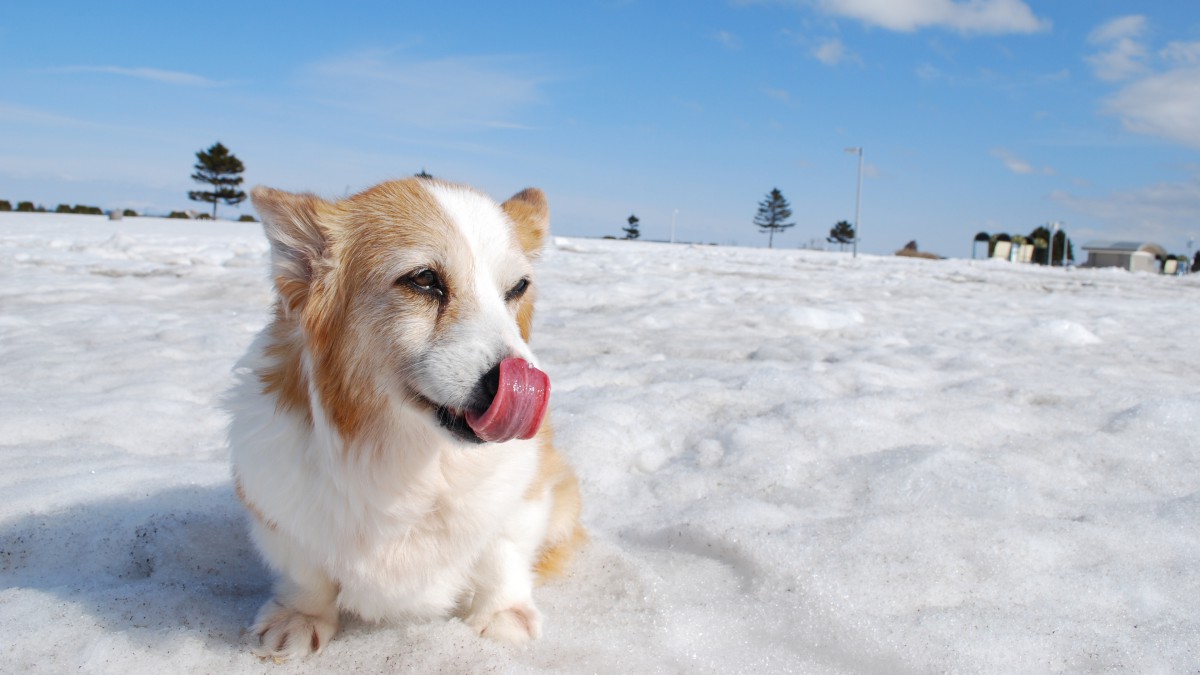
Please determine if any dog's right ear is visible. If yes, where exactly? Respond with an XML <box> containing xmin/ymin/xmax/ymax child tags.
<box><xmin>251</xmin><ymin>186</ymin><xmax>331</xmax><ymax>315</ymax></box>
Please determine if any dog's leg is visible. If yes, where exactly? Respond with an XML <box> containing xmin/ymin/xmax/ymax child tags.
<box><xmin>464</xmin><ymin>537</ymin><xmax>543</xmax><ymax>643</ymax></box>
<box><xmin>464</xmin><ymin>499</ymin><xmax>549</xmax><ymax>644</ymax></box>
<box><xmin>251</xmin><ymin>556</ymin><xmax>340</xmax><ymax>659</ymax></box>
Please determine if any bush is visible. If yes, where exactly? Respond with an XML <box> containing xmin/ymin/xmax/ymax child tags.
<box><xmin>122</xmin><ymin>209</ymin><xmax>138</xmax><ymax>217</ymax></box>
<box><xmin>237</xmin><ymin>214</ymin><xmax>257</xmax><ymax>222</ymax></box>
<box><xmin>195</xmin><ymin>213</ymin><xmax>212</xmax><ymax>220</ymax></box>
<box><xmin>167</xmin><ymin>211</ymin><xmax>190</xmax><ymax>219</ymax></box>
<box><xmin>16</xmin><ymin>201</ymin><xmax>35</xmax><ymax>212</ymax></box>
<box><xmin>0</xmin><ymin>200</ymin><xmax>11</xmax><ymax>211</ymax></box>
<box><xmin>55</xmin><ymin>204</ymin><xmax>72</xmax><ymax>213</ymax></box>
<box><xmin>73</xmin><ymin>205</ymin><xmax>103</xmax><ymax>215</ymax></box>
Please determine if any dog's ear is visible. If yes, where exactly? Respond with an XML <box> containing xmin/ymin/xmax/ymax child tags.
<box><xmin>251</xmin><ymin>186</ymin><xmax>332</xmax><ymax>315</ymax></box>
<box><xmin>502</xmin><ymin>188</ymin><xmax>549</xmax><ymax>258</ymax></box>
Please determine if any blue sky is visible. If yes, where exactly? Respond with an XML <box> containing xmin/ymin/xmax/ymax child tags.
<box><xmin>2</xmin><ymin>1</ymin><xmax>1199</xmax><ymax>256</ymax></box>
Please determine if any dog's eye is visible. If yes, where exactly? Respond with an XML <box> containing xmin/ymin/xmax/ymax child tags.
<box><xmin>505</xmin><ymin>277</ymin><xmax>530</xmax><ymax>302</ymax></box>
<box><xmin>404</xmin><ymin>269</ymin><xmax>444</xmax><ymax>296</ymax></box>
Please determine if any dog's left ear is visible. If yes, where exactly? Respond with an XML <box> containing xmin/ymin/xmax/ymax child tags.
<box><xmin>502</xmin><ymin>188</ymin><xmax>549</xmax><ymax>258</ymax></box>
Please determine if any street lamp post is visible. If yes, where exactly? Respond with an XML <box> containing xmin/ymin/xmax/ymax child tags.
<box><xmin>1050</xmin><ymin>221</ymin><xmax>1060</xmax><ymax>267</ymax></box>
<box><xmin>671</xmin><ymin>209</ymin><xmax>678</xmax><ymax>244</ymax></box>
<box><xmin>845</xmin><ymin>147</ymin><xmax>863</xmax><ymax>258</ymax></box>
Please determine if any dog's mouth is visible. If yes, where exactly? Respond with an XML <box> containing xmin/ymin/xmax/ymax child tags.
<box><xmin>424</xmin><ymin>358</ymin><xmax>550</xmax><ymax>445</ymax></box>
<box><xmin>434</xmin><ymin>405</ymin><xmax>486</xmax><ymax>444</ymax></box>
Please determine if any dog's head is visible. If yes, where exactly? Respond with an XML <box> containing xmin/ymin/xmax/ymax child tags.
<box><xmin>251</xmin><ymin>178</ymin><xmax>550</xmax><ymax>445</ymax></box>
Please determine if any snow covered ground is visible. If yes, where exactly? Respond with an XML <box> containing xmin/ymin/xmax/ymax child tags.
<box><xmin>1</xmin><ymin>211</ymin><xmax>1197</xmax><ymax>673</ymax></box>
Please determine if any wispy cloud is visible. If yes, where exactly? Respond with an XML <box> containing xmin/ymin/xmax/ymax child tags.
<box><xmin>813</xmin><ymin>37</ymin><xmax>854</xmax><ymax>65</ymax></box>
<box><xmin>1160</xmin><ymin>41</ymin><xmax>1200</xmax><ymax>67</ymax></box>
<box><xmin>813</xmin><ymin>0</ymin><xmax>1049</xmax><ymax>35</ymax></box>
<box><xmin>1085</xmin><ymin>15</ymin><xmax>1148</xmax><ymax>82</ymax></box>
<box><xmin>763</xmin><ymin>87</ymin><xmax>792</xmax><ymax>104</ymax></box>
<box><xmin>1087</xmin><ymin>16</ymin><xmax>1200</xmax><ymax>149</ymax></box>
<box><xmin>1105</xmin><ymin>68</ymin><xmax>1200</xmax><ymax>149</ymax></box>
<box><xmin>714</xmin><ymin>30</ymin><xmax>742</xmax><ymax>50</ymax></box>
<box><xmin>299</xmin><ymin>49</ymin><xmax>550</xmax><ymax>131</ymax></box>
<box><xmin>0</xmin><ymin>102</ymin><xmax>101</xmax><ymax>129</ymax></box>
<box><xmin>48</xmin><ymin>65</ymin><xmax>224</xmax><ymax>87</ymax></box>
<box><xmin>992</xmin><ymin>148</ymin><xmax>1054</xmax><ymax>175</ymax></box>
<box><xmin>1052</xmin><ymin>172</ymin><xmax>1200</xmax><ymax>245</ymax></box>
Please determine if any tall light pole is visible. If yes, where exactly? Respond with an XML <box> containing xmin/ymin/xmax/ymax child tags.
<box><xmin>845</xmin><ymin>147</ymin><xmax>863</xmax><ymax>258</ymax></box>
<box><xmin>1050</xmin><ymin>221</ymin><xmax>1060</xmax><ymax>267</ymax></box>
<box><xmin>671</xmin><ymin>209</ymin><xmax>678</xmax><ymax>244</ymax></box>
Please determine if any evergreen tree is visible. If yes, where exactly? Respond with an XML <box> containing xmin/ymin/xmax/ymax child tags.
<box><xmin>1028</xmin><ymin>225</ymin><xmax>1074</xmax><ymax>265</ymax></box>
<box><xmin>623</xmin><ymin>214</ymin><xmax>641</xmax><ymax>240</ymax></box>
<box><xmin>0</xmin><ymin>200</ymin><xmax>12</xmax><ymax>211</ymax></box>
<box><xmin>827</xmin><ymin>220</ymin><xmax>855</xmax><ymax>251</ymax></box>
<box><xmin>754</xmin><ymin>188</ymin><xmax>795</xmax><ymax>248</ymax></box>
<box><xmin>188</xmin><ymin>142</ymin><xmax>247</xmax><ymax>220</ymax></box>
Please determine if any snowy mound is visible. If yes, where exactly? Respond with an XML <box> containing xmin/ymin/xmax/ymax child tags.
<box><xmin>1</xmin><ymin>214</ymin><xmax>1198</xmax><ymax>672</ymax></box>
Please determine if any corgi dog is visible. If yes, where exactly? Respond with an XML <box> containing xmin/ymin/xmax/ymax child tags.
<box><xmin>228</xmin><ymin>178</ymin><xmax>584</xmax><ymax>659</ymax></box>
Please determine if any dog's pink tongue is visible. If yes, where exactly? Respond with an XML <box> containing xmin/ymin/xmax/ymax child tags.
<box><xmin>465</xmin><ymin>358</ymin><xmax>550</xmax><ymax>443</ymax></box>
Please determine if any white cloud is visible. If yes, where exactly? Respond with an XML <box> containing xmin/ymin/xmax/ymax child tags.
<box><xmin>814</xmin><ymin>0</ymin><xmax>1049</xmax><ymax>34</ymax></box>
<box><xmin>1052</xmin><ymin>173</ymin><xmax>1200</xmax><ymax>246</ymax></box>
<box><xmin>1088</xmin><ymin>15</ymin><xmax>1146</xmax><ymax>44</ymax></box>
<box><xmin>1105</xmin><ymin>68</ymin><xmax>1200</xmax><ymax>149</ymax></box>
<box><xmin>49</xmin><ymin>66</ymin><xmax>222</xmax><ymax>87</ymax></box>
<box><xmin>992</xmin><ymin>148</ymin><xmax>1053</xmax><ymax>176</ymax></box>
<box><xmin>1085</xmin><ymin>16</ymin><xmax>1200</xmax><ymax>148</ymax></box>
<box><xmin>300</xmin><ymin>50</ymin><xmax>549</xmax><ymax>131</ymax></box>
<box><xmin>714</xmin><ymin>30</ymin><xmax>742</xmax><ymax>50</ymax></box>
<box><xmin>813</xmin><ymin>38</ymin><xmax>851</xmax><ymax>65</ymax></box>
<box><xmin>1161</xmin><ymin>41</ymin><xmax>1200</xmax><ymax>66</ymax></box>
<box><xmin>763</xmin><ymin>87</ymin><xmax>792</xmax><ymax>103</ymax></box>
<box><xmin>1085</xmin><ymin>15</ymin><xmax>1148</xmax><ymax>81</ymax></box>
<box><xmin>0</xmin><ymin>102</ymin><xmax>100</xmax><ymax>129</ymax></box>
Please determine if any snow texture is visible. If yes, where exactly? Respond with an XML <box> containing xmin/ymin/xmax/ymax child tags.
<box><xmin>1</xmin><ymin>213</ymin><xmax>1198</xmax><ymax>673</ymax></box>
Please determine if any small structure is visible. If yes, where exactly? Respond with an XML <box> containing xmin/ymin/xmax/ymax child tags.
<box><xmin>895</xmin><ymin>240</ymin><xmax>941</xmax><ymax>260</ymax></box>
<box><xmin>988</xmin><ymin>240</ymin><xmax>1034</xmax><ymax>262</ymax></box>
<box><xmin>1081</xmin><ymin>241</ymin><xmax>1167</xmax><ymax>273</ymax></box>
<box><xmin>992</xmin><ymin>240</ymin><xmax>1012</xmax><ymax>261</ymax></box>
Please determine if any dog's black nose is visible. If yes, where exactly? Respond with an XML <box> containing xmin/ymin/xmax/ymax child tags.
<box><xmin>467</xmin><ymin>362</ymin><xmax>501</xmax><ymax>413</ymax></box>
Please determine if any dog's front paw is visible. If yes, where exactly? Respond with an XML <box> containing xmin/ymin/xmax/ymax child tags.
<box><xmin>469</xmin><ymin>601</ymin><xmax>543</xmax><ymax>644</ymax></box>
<box><xmin>251</xmin><ymin>598</ymin><xmax>339</xmax><ymax>660</ymax></box>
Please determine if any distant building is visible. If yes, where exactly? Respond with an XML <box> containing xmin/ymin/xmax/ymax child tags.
<box><xmin>1080</xmin><ymin>241</ymin><xmax>1167</xmax><ymax>273</ymax></box>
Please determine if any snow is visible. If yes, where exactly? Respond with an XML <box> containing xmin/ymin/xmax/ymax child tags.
<box><xmin>2</xmin><ymin>212</ymin><xmax>1198</xmax><ymax>673</ymax></box>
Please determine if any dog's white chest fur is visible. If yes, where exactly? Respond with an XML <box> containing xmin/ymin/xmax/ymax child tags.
<box><xmin>230</xmin><ymin>360</ymin><xmax>544</xmax><ymax>620</ymax></box>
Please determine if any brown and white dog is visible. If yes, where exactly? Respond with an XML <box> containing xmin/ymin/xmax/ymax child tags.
<box><xmin>228</xmin><ymin>178</ymin><xmax>584</xmax><ymax>659</ymax></box>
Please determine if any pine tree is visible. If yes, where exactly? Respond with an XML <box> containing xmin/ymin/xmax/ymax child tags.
<box><xmin>827</xmin><ymin>220</ymin><xmax>855</xmax><ymax>251</ymax></box>
<box><xmin>188</xmin><ymin>142</ymin><xmax>247</xmax><ymax>220</ymax></box>
<box><xmin>753</xmin><ymin>188</ymin><xmax>794</xmax><ymax>249</ymax></box>
<box><xmin>623</xmin><ymin>214</ymin><xmax>641</xmax><ymax>240</ymax></box>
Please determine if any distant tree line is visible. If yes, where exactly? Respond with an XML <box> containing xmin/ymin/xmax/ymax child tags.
<box><xmin>0</xmin><ymin>141</ymin><xmax>256</xmax><ymax>223</ymax></box>
<box><xmin>0</xmin><ymin>199</ymin><xmax>256</xmax><ymax>222</ymax></box>
<box><xmin>1</xmin><ymin>200</ymin><xmax>114</xmax><ymax>215</ymax></box>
